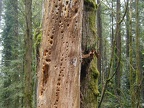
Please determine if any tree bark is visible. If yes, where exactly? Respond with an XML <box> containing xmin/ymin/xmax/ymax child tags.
<box><xmin>37</xmin><ymin>0</ymin><xmax>83</xmax><ymax>108</ymax></box>
<box><xmin>80</xmin><ymin>0</ymin><xmax>99</xmax><ymax>108</ymax></box>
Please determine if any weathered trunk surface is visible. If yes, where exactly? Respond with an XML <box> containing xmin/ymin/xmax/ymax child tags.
<box><xmin>81</xmin><ymin>1</ymin><xmax>99</xmax><ymax>108</ymax></box>
<box><xmin>37</xmin><ymin>0</ymin><xmax>83</xmax><ymax>108</ymax></box>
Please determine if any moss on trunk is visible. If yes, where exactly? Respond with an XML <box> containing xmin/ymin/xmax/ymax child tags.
<box><xmin>81</xmin><ymin>0</ymin><xmax>99</xmax><ymax>108</ymax></box>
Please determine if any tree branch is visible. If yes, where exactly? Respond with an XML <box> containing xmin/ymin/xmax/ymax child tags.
<box><xmin>118</xmin><ymin>1</ymin><xmax>129</xmax><ymax>24</ymax></box>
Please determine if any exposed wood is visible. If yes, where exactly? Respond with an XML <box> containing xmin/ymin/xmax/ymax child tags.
<box><xmin>37</xmin><ymin>0</ymin><xmax>83</xmax><ymax>108</ymax></box>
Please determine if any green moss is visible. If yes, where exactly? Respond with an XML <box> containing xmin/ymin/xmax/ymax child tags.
<box><xmin>86</xmin><ymin>1</ymin><xmax>99</xmax><ymax>96</ymax></box>
<box><xmin>85</xmin><ymin>0</ymin><xmax>97</xmax><ymax>35</ymax></box>
<box><xmin>34</xmin><ymin>28</ymin><xmax>42</xmax><ymax>49</ymax></box>
<box><xmin>86</xmin><ymin>11</ymin><xmax>97</xmax><ymax>50</ymax></box>
<box><xmin>90</xmin><ymin>55</ymin><xmax>100</xmax><ymax>97</ymax></box>
<box><xmin>84</xmin><ymin>0</ymin><xmax>97</xmax><ymax>11</ymax></box>
<box><xmin>83</xmin><ymin>55</ymin><xmax>99</xmax><ymax>108</ymax></box>
<box><xmin>88</xmin><ymin>2</ymin><xmax>97</xmax><ymax>47</ymax></box>
<box><xmin>89</xmin><ymin>11</ymin><xmax>96</xmax><ymax>35</ymax></box>
<box><xmin>82</xmin><ymin>1</ymin><xmax>99</xmax><ymax>107</ymax></box>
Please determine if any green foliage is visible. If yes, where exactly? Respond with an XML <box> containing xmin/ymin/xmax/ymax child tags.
<box><xmin>0</xmin><ymin>0</ymin><xmax>42</xmax><ymax>107</ymax></box>
<box><xmin>0</xmin><ymin>0</ymin><xmax>24</xmax><ymax>107</ymax></box>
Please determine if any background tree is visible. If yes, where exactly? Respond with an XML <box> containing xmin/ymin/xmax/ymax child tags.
<box><xmin>115</xmin><ymin>0</ymin><xmax>121</xmax><ymax>99</ymax></box>
<box><xmin>0</xmin><ymin>0</ymin><xmax>2</xmax><ymax>26</ymax></box>
<box><xmin>0</xmin><ymin>0</ymin><xmax>42</xmax><ymax>107</ymax></box>
<box><xmin>128</xmin><ymin>0</ymin><xmax>135</xmax><ymax>107</ymax></box>
<box><xmin>135</xmin><ymin>0</ymin><xmax>141</xmax><ymax>107</ymax></box>
<box><xmin>0</xmin><ymin>0</ymin><xmax>24</xmax><ymax>108</ymax></box>
<box><xmin>97</xmin><ymin>0</ymin><xmax>102</xmax><ymax>83</ymax></box>
<box><xmin>24</xmin><ymin>0</ymin><xmax>33</xmax><ymax>108</ymax></box>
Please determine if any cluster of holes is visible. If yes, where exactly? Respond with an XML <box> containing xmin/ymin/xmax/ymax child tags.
<box><xmin>41</xmin><ymin>49</ymin><xmax>52</xmax><ymax>95</ymax></box>
<box><xmin>51</xmin><ymin>0</ymin><xmax>63</xmax><ymax>25</ymax></box>
<box><xmin>53</xmin><ymin>49</ymin><xmax>70</xmax><ymax>106</ymax></box>
<box><xmin>53</xmin><ymin>1</ymin><xmax>79</xmax><ymax>41</ymax></box>
<box><xmin>54</xmin><ymin>66</ymin><xmax>64</xmax><ymax>107</ymax></box>
<box><xmin>58</xmin><ymin>20</ymin><xmax>65</xmax><ymax>40</ymax></box>
<box><xmin>74</xmin><ymin>19</ymin><xmax>78</xmax><ymax>30</ymax></box>
<box><xmin>40</xmin><ymin>3</ymin><xmax>58</xmax><ymax>95</ymax></box>
<box><xmin>59</xmin><ymin>55</ymin><xmax>66</xmax><ymax>77</ymax></box>
<box><xmin>59</xmin><ymin>21</ymin><xmax>64</xmax><ymax>29</ymax></box>
<box><xmin>54</xmin><ymin>83</ymin><xmax>60</xmax><ymax>107</ymax></box>
<box><xmin>61</xmin><ymin>0</ymin><xmax>70</xmax><ymax>17</ymax></box>
<box><xmin>65</xmin><ymin>42</ymin><xmax>69</xmax><ymax>53</ymax></box>
<box><xmin>47</xmin><ymin>27</ymin><xmax>55</xmax><ymax>46</ymax></box>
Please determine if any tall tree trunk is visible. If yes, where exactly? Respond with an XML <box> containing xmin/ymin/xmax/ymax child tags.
<box><xmin>12</xmin><ymin>0</ymin><xmax>20</xmax><ymax>107</ymax></box>
<box><xmin>97</xmin><ymin>0</ymin><xmax>102</xmax><ymax>84</ymax></box>
<box><xmin>128</xmin><ymin>0</ymin><xmax>135</xmax><ymax>107</ymax></box>
<box><xmin>111</xmin><ymin>0</ymin><xmax>114</xmax><ymax>46</ymax></box>
<box><xmin>115</xmin><ymin>0</ymin><xmax>121</xmax><ymax>102</ymax></box>
<box><xmin>24</xmin><ymin>0</ymin><xmax>33</xmax><ymax>108</ymax></box>
<box><xmin>81</xmin><ymin>0</ymin><xmax>99</xmax><ymax>108</ymax></box>
<box><xmin>0</xmin><ymin>0</ymin><xmax>2</xmax><ymax>26</ymax></box>
<box><xmin>37</xmin><ymin>0</ymin><xmax>83</xmax><ymax>108</ymax></box>
<box><xmin>135</xmin><ymin>0</ymin><xmax>141</xmax><ymax>107</ymax></box>
<box><xmin>126</xmin><ymin>0</ymin><xmax>129</xmax><ymax>58</ymax></box>
<box><xmin>111</xmin><ymin>0</ymin><xmax>114</xmax><ymax>75</ymax></box>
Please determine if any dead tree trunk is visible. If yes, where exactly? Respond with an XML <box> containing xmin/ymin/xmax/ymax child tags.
<box><xmin>37</xmin><ymin>0</ymin><xmax>83</xmax><ymax>108</ymax></box>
